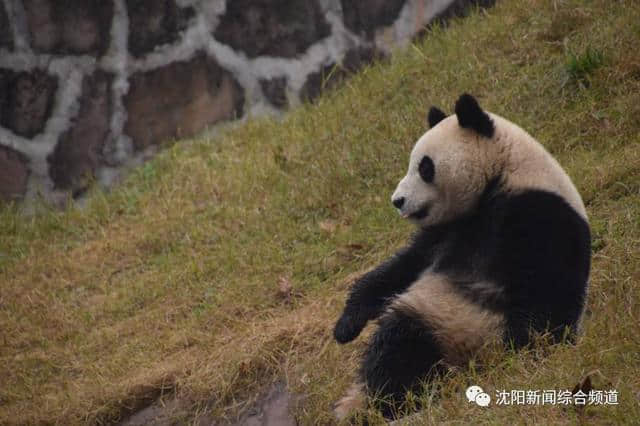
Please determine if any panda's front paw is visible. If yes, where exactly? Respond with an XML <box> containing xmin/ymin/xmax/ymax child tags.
<box><xmin>334</xmin><ymin>312</ymin><xmax>366</xmax><ymax>344</ymax></box>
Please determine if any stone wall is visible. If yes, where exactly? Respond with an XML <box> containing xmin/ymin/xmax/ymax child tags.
<box><xmin>0</xmin><ymin>0</ymin><xmax>492</xmax><ymax>205</ymax></box>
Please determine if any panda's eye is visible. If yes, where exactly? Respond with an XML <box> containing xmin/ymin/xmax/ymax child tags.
<box><xmin>418</xmin><ymin>155</ymin><xmax>435</xmax><ymax>183</ymax></box>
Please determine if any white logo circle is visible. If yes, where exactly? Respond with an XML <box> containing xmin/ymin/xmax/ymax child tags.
<box><xmin>475</xmin><ymin>392</ymin><xmax>491</xmax><ymax>407</ymax></box>
<box><xmin>466</xmin><ymin>385</ymin><xmax>484</xmax><ymax>403</ymax></box>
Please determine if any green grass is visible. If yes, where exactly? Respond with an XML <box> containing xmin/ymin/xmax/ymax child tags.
<box><xmin>1</xmin><ymin>0</ymin><xmax>640</xmax><ymax>424</ymax></box>
<box><xmin>565</xmin><ymin>46</ymin><xmax>605</xmax><ymax>87</ymax></box>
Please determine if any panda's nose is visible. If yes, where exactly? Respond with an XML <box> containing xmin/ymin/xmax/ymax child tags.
<box><xmin>392</xmin><ymin>197</ymin><xmax>405</xmax><ymax>209</ymax></box>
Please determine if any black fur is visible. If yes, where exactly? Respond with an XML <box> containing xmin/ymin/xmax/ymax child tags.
<box><xmin>334</xmin><ymin>181</ymin><xmax>591</xmax><ymax>417</ymax></box>
<box><xmin>418</xmin><ymin>155</ymin><xmax>435</xmax><ymax>183</ymax></box>
<box><xmin>427</xmin><ymin>107</ymin><xmax>447</xmax><ymax>128</ymax></box>
<box><xmin>454</xmin><ymin>93</ymin><xmax>495</xmax><ymax>138</ymax></box>
<box><xmin>360</xmin><ymin>309</ymin><xmax>444</xmax><ymax>418</ymax></box>
<box><xmin>333</xmin><ymin>232</ymin><xmax>441</xmax><ymax>344</ymax></box>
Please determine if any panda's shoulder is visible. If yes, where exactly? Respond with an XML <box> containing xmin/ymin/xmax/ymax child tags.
<box><xmin>498</xmin><ymin>190</ymin><xmax>589</xmax><ymax>234</ymax></box>
<box><xmin>489</xmin><ymin>189</ymin><xmax>591</xmax><ymax>272</ymax></box>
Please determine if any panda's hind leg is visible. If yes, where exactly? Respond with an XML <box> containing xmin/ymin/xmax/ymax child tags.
<box><xmin>358</xmin><ymin>273</ymin><xmax>505</xmax><ymax>418</ymax></box>
<box><xmin>359</xmin><ymin>307</ymin><xmax>445</xmax><ymax>418</ymax></box>
<box><xmin>334</xmin><ymin>273</ymin><xmax>505</xmax><ymax>420</ymax></box>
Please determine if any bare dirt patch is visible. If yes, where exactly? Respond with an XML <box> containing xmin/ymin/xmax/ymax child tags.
<box><xmin>119</xmin><ymin>381</ymin><xmax>298</xmax><ymax>426</ymax></box>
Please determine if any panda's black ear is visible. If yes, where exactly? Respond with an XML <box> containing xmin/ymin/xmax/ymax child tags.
<box><xmin>454</xmin><ymin>93</ymin><xmax>495</xmax><ymax>138</ymax></box>
<box><xmin>427</xmin><ymin>107</ymin><xmax>447</xmax><ymax>128</ymax></box>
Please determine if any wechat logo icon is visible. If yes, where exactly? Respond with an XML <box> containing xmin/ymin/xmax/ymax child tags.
<box><xmin>466</xmin><ymin>385</ymin><xmax>491</xmax><ymax>407</ymax></box>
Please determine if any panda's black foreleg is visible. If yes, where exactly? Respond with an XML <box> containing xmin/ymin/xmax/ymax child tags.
<box><xmin>334</xmin><ymin>238</ymin><xmax>433</xmax><ymax>344</ymax></box>
<box><xmin>360</xmin><ymin>309</ymin><xmax>444</xmax><ymax>419</ymax></box>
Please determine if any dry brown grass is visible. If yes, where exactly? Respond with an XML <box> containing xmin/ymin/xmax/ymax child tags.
<box><xmin>1</xmin><ymin>0</ymin><xmax>640</xmax><ymax>424</ymax></box>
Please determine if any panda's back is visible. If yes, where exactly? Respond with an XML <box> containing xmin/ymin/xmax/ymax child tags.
<box><xmin>485</xmin><ymin>187</ymin><xmax>590</xmax><ymax>344</ymax></box>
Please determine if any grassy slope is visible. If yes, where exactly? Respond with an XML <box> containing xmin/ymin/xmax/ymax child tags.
<box><xmin>1</xmin><ymin>0</ymin><xmax>640</xmax><ymax>424</ymax></box>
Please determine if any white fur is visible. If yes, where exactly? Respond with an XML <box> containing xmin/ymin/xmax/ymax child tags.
<box><xmin>391</xmin><ymin>272</ymin><xmax>505</xmax><ymax>366</ymax></box>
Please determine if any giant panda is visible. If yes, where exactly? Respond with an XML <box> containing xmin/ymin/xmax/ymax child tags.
<box><xmin>332</xmin><ymin>94</ymin><xmax>591</xmax><ymax>419</ymax></box>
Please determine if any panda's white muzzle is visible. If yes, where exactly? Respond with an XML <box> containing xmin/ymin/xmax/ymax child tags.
<box><xmin>391</xmin><ymin>174</ymin><xmax>438</xmax><ymax>220</ymax></box>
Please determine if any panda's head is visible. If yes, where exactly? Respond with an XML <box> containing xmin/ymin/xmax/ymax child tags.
<box><xmin>391</xmin><ymin>94</ymin><xmax>504</xmax><ymax>227</ymax></box>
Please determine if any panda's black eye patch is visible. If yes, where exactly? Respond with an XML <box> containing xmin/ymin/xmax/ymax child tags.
<box><xmin>418</xmin><ymin>156</ymin><xmax>435</xmax><ymax>183</ymax></box>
